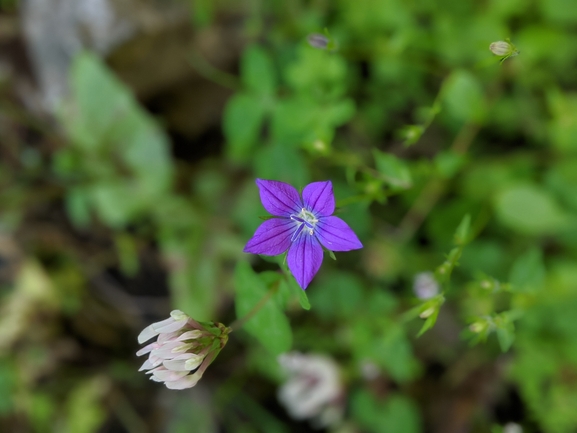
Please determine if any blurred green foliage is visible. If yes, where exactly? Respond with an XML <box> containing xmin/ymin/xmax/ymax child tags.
<box><xmin>2</xmin><ymin>0</ymin><xmax>577</xmax><ymax>431</ymax></box>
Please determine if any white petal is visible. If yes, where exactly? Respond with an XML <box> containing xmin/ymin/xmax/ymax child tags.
<box><xmin>177</xmin><ymin>330</ymin><xmax>203</xmax><ymax>341</ymax></box>
<box><xmin>154</xmin><ymin>318</ymin><xmax>187</xmax><ymax>335</ymax></box>
<box><xmin>138</xmin><ymin>358</ymin><xmax>154</xmax><ymax>371</ymax></box>
<box><xmin>137</xmin><ymin>324</ymin><xmax>160</xmax><ymax>344</ymax></box>
<box><xmin>152</xmin><ymin>369</ymin><xmax>189</xmax><ymax>382</ymax></box>
<box><xmin>170</xmin><ymin>310</ymin><xmax>187</xmax><ymax>320</ymax></box>
<box><xmin>157</xmin><ymin>331</ymin><xmax>180</xmax><ymax>344</ymax></box>
<box><xmin>136</xmin><ymin>342</ymin><xmax>159</xmax><ymax>357</ymax></box>
<box><xmin>184</xmin><ymin>355</ymin><xmax>204</xmax><ymax>371</ymax></box>
<box><xmin>165</xmin><ymin>373</ymin><xmax>201</xmax><ymax>390</ymax></box>
<box><xmin>151</xmin><ymin>341</ymin><xmax>188</xmax><ymax>359</ymax></box>
<box><xmin>149</xmin><ymin>355</ymin><xmax>163</xmax><ymax>367</ymax></box>
<box><xmin>161</xmin><ymin>353</ymin><xmax>199</xmax><ymax>371</ymax></box>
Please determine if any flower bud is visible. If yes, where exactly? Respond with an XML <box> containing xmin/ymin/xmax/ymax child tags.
<box><xmin>469</xmin><ymin>322</ymin><xmax>486</xmax><ymax>333</ymax></box>
<box><xmin>136</xmin><ymin>310</ymin><xmax>230</xmax><ymax>390</ymax></box>
<box><xmin>489</xmin><ymin>41</ymin><xmax>511</xmax><ymax>56</ymax></box>
<box><xmin>419</xmin><ymin>307</ymin><xmax>435</xmax><ymax>319</ymax></box>
<box><xmin>489</xmin><ymin>40</ymin><xmax>519</xmax><ymax>60</ymax></box>
<box><xmin>413</xmin><ymin>272</ymin><xmax>439</xmax><ymax>300</ymax></box>
<box><xmin>307</xmin><ymin>33</ymin><xmax>329</xmax><ymax>50</ymax></box>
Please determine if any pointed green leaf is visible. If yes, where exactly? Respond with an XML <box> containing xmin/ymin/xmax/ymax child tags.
<box><xmin>509</xmin><ymin>248</ymin><xmax>546</xmax><ymax>293</ymax></box>
<box><xmin>373</xmin><ymin>150</ymin><xmax>412</xmax><ymax>189</ymax></box>
<box><xmin>241</xmin><ymin>45</ymin><xmax>277</xmax><ymax>96</ymax></box>
<box><xmin>454</xmin><ymin>214</ymin><xmax>471</xmax><ymax>246</ymax></box>
<box><xmin>223</xmin><ymin>93</ymin><xmax>266</xmax><ymax>162</ymax></box>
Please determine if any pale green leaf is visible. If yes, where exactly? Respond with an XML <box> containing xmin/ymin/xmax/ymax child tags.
<box><xmin>241</xmin><ymin>45</ymin><xmax>277</xmax><ymax>96</ymax></box>
<box><xmin>373</xmin><ymin>150</ymin><xmax>412</xmax><ymax>189</ymax></box>
<box><xmin>223</xmin><ymin>93</ymin><xmax>266</xmax><ymax>162</ymax></box>
<box><xmin>234</xmin><ymin>262</ymin><xmax>292</xmax><ymax>356</ymax></box>
<box><xmin>509</xmin><ymin>248</ymin><xmax>546</xmax><ymax>293</ymax></box>
<box><xmin>494</xmin><ymin>184</ymin><xmax>569</xmax><ymax>235</ymax></box>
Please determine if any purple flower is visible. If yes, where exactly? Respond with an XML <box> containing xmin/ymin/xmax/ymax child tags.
<box><xmin>243</xmin><ymin>179</ymin><xmax>363</xmax><ymax>289</ymax></box>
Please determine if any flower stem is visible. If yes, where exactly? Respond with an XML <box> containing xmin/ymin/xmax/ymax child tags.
<box><xmin>229</xmin><ymin>281</ymin><xmax>279</xmax><ymax>331</ymax></box>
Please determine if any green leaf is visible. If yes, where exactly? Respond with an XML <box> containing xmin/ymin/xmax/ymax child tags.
<box><xmin>454</xmin><ymin>214</ymin><xmax>471</xmax><ymax>246</ymax></box>
<box><xmin>494</xmin><ymin>184</ymin><xmax>570</xmax><ymax>235</ymax></box>
<box><xmin>509</xmin><ymin>248</ymin><xmax>546</xmax><ymax>293</ymax></box>
<box><xmin>435</xmin><ymin>150</ymin><xmax>466</xmax><ymax>178</ymax></box>
<box><xmin>223</xmin><ymin>93</ymin><xmax>267</xmax><ymax>162</ymax></box>
<box><xmin>234</xmin><ymin>262</ymin><xmax>292</xmax><ymax>355</ymax></box>
<box><xmin>280</xmin><ymin>276</ymin><xmax>311</xmax><ymax>310</ymax></box>
<box><xmin>114</xmin><ymin>233</ymin><xmax>139</xmax><ymax>277</ymax></box>
<box><xmin>417</xmin><ymin>306</ymin><xmax>441</xmax><ymax>337</ymax></box>
<box><xmin>65</xmin><ymin>187</ymin><xmax>92</xmax><ymax>229</ymax></box>
<box><xmin>270</xmin><ymin>97</ymin><xmax>317</xmax><ymax>146</ymax></box>
<box><xmin>495</xmin><ymin>314</ymin><xmax>515</xmax><ymax>352</ymax></box>
<box><xmin>400</xmin><ymin>124</ymin><xmax>424</xmax><ymax>146</ymax></box>
<box><xmin>285</xmin><ymin>46</ymin><xmax>348</xmax><ymax>99</ymax></box>
<box><xmin>90</xmin><ymin>182</ymin><xmax>140</xmax><ymax>228</ymax></box>
<box><xmin>442</xmin><ymin>70</ymin><xmax>486</xmax><ymax>124</ymax></box>
<box><xmin>308</xmin><ymin>272</ymin><xmax>364</xmax><ymax>320</ymax></box>
<box><xmin>373</xmin><ymin>150</ymin><xmax>412</xmax><ymax>189</ymax></box>
<box><xmin>404</xmin><ymin>294</ymin><xmax>445</xmax><ymax>337</ymax></box>
<box><xmin>0</xmin><ymin>360</ymin><xmax>16</xmax><ymax>415</ymax></box>
<box><xmin>69</xmin><ymin>52</ymin><xmax>132</xmax><ymax>149</ymax></box>
<box><xmin>65</xmin><ymin>377</ymin><xmax>109</xmax><ymax>433</ymax></box>
<box><xmin>254</xmin><ymin>142</ymin><xmax>310</xmax><ymax>187</ymax></box>
<box><xmin>351</xmin><ymin>390</ymin><xmax>421</xmax><ymax>433</ymax></box>
<box><xmin>241</xmin><ymin>45</ymin><xmax>277</xmax><ymax>96</ymax></box>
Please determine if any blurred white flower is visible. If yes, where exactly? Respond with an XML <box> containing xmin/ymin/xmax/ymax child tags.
<box><xmin>413</xmin><ymin>272</ymin><xmax>439</xmax><ymax>299</ymax></box>
<box><xmin>137</xmin><ymin>310</ymin><xmax>229</xmax><ymax>390</ymax></box>
<box><xmin>360</xmin><ymin>360</ymin><xmax>380</xmax><ymax>381</ymax></box>
<box><xmin>277</xmin><ymin>352</ymin><xmax>344</xmax><ymax>428</ymax></box>
<box><xmin>503</xmin><ymin>422</ymin><xmax>523</xmax><ymax>433</ymax></box>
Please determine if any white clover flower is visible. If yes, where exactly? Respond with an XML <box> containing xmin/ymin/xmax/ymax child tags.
<box><xmin>277</xmin><ymin>352</ymin><xmax>344</xmax><ymax>428</ymax></box>
<box><xmin>503</xmin><ymin>423</ymin><xmax>523</xmax><ymax>433</ymax></box>
<box><xmin>137</xmin><ymin>310</ymin><xmax>229</xmax><ymax>390</ymax></box>
<box><xmin>413</xmin><ymin>272</ymin><xmax>439</xmax><ymax>299</ymax></box>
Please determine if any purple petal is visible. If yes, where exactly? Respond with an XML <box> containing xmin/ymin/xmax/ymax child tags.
<box><xmin>244</xmin><ymin>218</ymin><xmax>294</xmax><ymax>255</ymax></box>
<box><xmin>256</xmin><ymin>179</ymin><xmax>302</xmax><ymax>216</ymax></box>
<box><xmin>315</xmin><ymin>216</ymin><xmax>363</xmax><ymax>251</ymax></box>
<box><xmin>287</xmin><ymin>234</ymin><xmax>323</xmax><ymax>289</ymax></box>
<box><xmin>302</xmin><ymin>181</ymin><xmax>335</xmax><ymax>216</ymax></box>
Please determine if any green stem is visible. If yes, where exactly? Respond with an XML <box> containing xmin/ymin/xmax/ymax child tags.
<box><xmin>188</xmin><ymin>49</ymin><xmax>242</xmax><ymax>91</ymax></box>
<box><xmin>229</xmin><ymin>282</ymin><xmax>279</xmax><ymax>331</ymax></box>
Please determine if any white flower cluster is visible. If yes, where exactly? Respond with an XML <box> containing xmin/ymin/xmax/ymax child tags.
<box><xmin>136</xmin><ymin>310</ymin><xmax>228</xmax><ymax>390</ymax></box>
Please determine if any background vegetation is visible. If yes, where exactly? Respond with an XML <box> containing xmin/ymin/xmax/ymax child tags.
<box><xmin>1</xmin><ymin>0</ymin><xmax>577</xmax><ymax>432</ymax></box>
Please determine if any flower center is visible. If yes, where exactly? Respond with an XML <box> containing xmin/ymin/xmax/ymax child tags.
<box><xmin>290</xmin><ymin>208</ymin><xmax>318</xmax><ymax>241</ymax></box>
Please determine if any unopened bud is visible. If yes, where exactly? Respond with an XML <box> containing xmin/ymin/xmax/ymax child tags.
<box><xmin>307</xmin><ymin>33</ymin><xmax>329</xmax><ymax>50</ymax></box>
<box><xmin>469</xmin><ymin>322</ymin><xmax>485</xmax><ymax>333</ymax></box>
<box><xmin>489</xmin><ymin>41</ymin><xmax>511</xmax><ymax>56</ymax></box>
<box><xmin>480</xmin><ymin>280</ymin><xmax>492</xmax><ymax>289</ymax></box>
<box><xmin>489</xmin><ymin>40</ymin><xmax>519</xmax><ymax>60</ymax></box>
<box><xmin>419</xmin><ymin>307</ymin><xmax>435</xmax><ymax>319</ymax></box>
